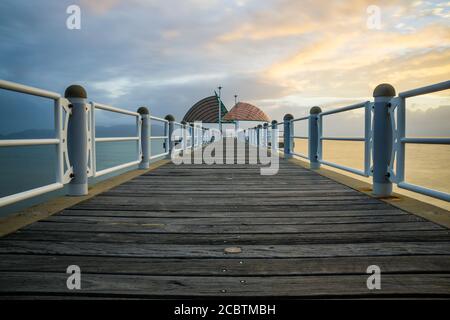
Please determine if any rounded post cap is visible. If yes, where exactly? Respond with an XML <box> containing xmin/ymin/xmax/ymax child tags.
<box><xmin>64</xmin><ymin>85</ymin><xmax>87</xmax><ymax>99</ymax></box>
<box><xmin>263</xmin><ymin>123</ymin><xmax>268</xmax><ymax>127</ymax></box>
<box><xmin>373</xmin><ymin>83</ymin><xmax>396</xmax><ymax>97</ymax></box>
<box><xmin>283</xmin><ymin>114</ymin><xmax>294</xmax><ymax>121</ymax></box>
<box><xmin>165</xmin><ymin>114</ymin><xmax>175</xmax><ymax>122</ymax></box>
<box><xmin>257</xmin><ymin>124</ymin><xmax>262</xmax><ymax>128</ymax></box>
<box><xmin>181</xmin><ymin>120</ymin><xmax>187</xmax><ymax>125</ymax></box>
<box><xmin>310</xmin><ymin>106</ymin><xmax>322</xmax><ymax>114</ymax></box>
<box><xmin>137</xmin><ymin>106</ymin><xmax>149</xmax><ymax>115</ymax></box>
<box><xmin>271</xmin><ymin>120</ymin><xmax>278</xmax><ymax>125</ymax></box>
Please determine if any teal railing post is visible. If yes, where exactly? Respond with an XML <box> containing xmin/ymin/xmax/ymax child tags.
<box><xmin>257</xmin><ymin>124</ymin><xmax>262</xmax><ymax>149</ymax></box>
<box><xmin>165</xmin><ymin>114</ymin><xmax>175</xmax><ymax>157</ymax></box>
<box><xmin>308</xmin><ymin>106</ymin><xmax>322</xmax><ymax>169</ymax></box>
<box><xmin>372</xmin><ymin>84</ymin><xmax>396</xmax><ymax>197</ymax></box>
<box><xmin>65</xmin><ymin>85</ymin><xmax>89</xmax><ymax>196</ymax></box>
<box><xmin>271</xmin><ymin>120</ymin><xmax>278</xmax><ymax>154</ymax></box>
<box><xmin>263</xmin><ymin>123</ymin><xmax>269</xmax><ymax>148</ymax></box>
<box><xmin>137</xmin><ymin>106</ymin><xmax>150</xmax><ymax>169</ymax></box>
<box><xmin>190</xmin><ymin>123</ymin><xmax>195</xmax><ymax>148</ymax></box>
<box><xmin>283</xmin><ymin>114</ymin><xmax>293</xmax><ymax>159</ymax></box>
<box><xmin>181</xmin><ymin>121</ymin><xmax>187</xmax><ymax>151</ymax></box>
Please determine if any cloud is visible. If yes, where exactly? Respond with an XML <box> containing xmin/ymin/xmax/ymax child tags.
<box><xmin>80</xmin><ymin>0</ymin><xmax>121</xmax><ymax>14</ymax></box>
<box><xmin>0</xmin><ymin>0</ymin><xmax>448</xmax><ymax>136</ymax></box>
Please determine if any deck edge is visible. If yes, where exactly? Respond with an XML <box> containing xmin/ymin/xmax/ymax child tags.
<box><xmin>0</xmin><ymin>159</ymin><xmax>170</xmax><ymax>237</ymax></box>
<box><xmin>288</xmin><ymin>157</ymin><xmax>450</xmax><ymax>229</ymax></box>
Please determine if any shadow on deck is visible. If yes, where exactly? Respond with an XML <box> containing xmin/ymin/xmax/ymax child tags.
<box><xmin>0</xmin><ymin>140</ymin><xmax>449</xmax><ymax>298</ymax></box>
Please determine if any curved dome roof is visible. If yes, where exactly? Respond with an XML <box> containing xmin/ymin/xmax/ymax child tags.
<box><xmin>223</xmin><ymin>102</ymin><xmax>270</xmax><ymax>122</ymax></box>
<box><xmin>183</xmin><ymin>95</ymin><xmax>228</xmax><ymax>123</ymax></box>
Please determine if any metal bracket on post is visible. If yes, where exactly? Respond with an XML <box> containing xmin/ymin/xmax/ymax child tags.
<box><xmin>372</xmin><ymin>83</ymin><xmax>396</xmax><ymax>197</ymax></box>
<box><xmin>309</xmin><ymin>106</ymin><xmax>322</xmax><ymax>169</ymax></box>
<box><xmin>65</xmin><ymin>85</ymin><xmax>89</xmax><ymax>196</ymax></box>
<box><xmin>138</xmin><ymin>106</ymin><xmax>150</xmax><ymax>169</ymax></box>
<box><xmin>283</xmin><ymin>114</ymin><xmax>293</xmax><ymax>159</ymax></box>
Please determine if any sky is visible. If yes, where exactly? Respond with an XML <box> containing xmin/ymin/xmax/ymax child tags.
<box><xmin>0</xmin><ymin>0</ymin><xmax>449</xmax><ymax>136</ymax></box>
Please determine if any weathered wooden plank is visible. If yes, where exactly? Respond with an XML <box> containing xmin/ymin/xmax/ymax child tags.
<box><xmin>23</xmin><ymin>221</ymin><xmax>442</xmax><ymax>233</ymax></box>
<box><xmin>1</xmin><ymin>272</ymin><xmax>449</xmax><ymax>297</ymax></box>
<box><xmin>59</xmin><ymin>208</ymin><xmax>406</xmax><ymax>218</ymax></box>
<box><xmin>70</xmin><ymin>203</ymin><xmax>395</xmax><ymax>212</ymax></box>
<box><xmin>1</xmin><ymin>255</ymin><xmax>449</xmax><ymax>276</ymax></box>
<box><xmin>78</xmin><ymin>196</ymin><xmax>380</xmax><ymax>206</ymax></box>
<box><xmin>1</xmin><ymin>241</ymin><xmax>449</xmax><ymax>258</ymax></box>
<box><xmin>5</xmin><ymin>230</ymin><xmax>450</xmax><ymax>245</ymax></box>
<box><xmin>42</xmin><ymin>214</ymin><xmax>423</xmax><ymax>225</ymax></box>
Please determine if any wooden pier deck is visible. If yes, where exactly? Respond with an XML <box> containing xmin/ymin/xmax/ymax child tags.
<box><xmin>1</xmin><ymin>141</ymin><xmax>450</xmax><ymax>298</ymax></box>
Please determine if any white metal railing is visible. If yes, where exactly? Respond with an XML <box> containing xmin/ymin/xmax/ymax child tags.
<box><xmin>291</xmin><ymin>116</ymin><xmax>309</xmax><ymax>160</ymax></box>
<box><xmin>0</xmin><ymin>80</ymin><xmax>72</xmax><ymax>207</ymax></box>
<box><xmin>278</xmin><ymin>80</ymin><xmax>449</xmax><ymax>202</ymax></box>
<box><xmin>149</xmin><ymin>116</ymin><xmax>169</xmax><ymax>159</ymax></box>
<box><xmin>389</xmin><ymin>80</ymin><xmax>450</xmax><ymax>202</ymax></box>
<box><xmin>318</xmin><ymin>101</ymin><xmax>372</xmax><ymax>177</ymax></box>
<box><xmin>0</xmin><ymin>79</ymin><xmax>212</xmax><ymax>209</ymax></box>
<box><xmin>91</xmin><ymin>102</ymin><xmax>142</xmax><ymax>177</ymax></box>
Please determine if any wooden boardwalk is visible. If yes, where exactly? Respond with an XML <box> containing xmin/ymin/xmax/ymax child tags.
<box><xmin>0</xmin><ymin>140</ymin><xmax>450</xmax><ymax>298</ymax></box>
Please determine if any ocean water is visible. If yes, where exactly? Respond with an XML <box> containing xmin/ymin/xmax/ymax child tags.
<box><xmin>294</xmin><ymin>139</ymin><xmax>450</xmax><ymax>210</ymax></box>
<box><xmin>0</xmin><ymin>139</ymin><xmax>167</xmax><ymax>217</ymax></box>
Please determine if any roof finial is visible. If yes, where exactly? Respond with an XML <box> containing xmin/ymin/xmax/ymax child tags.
<box><xmin>234</xmin><ymin>94</ymin><xmax>238</xmax><ymax>105</ymax></box>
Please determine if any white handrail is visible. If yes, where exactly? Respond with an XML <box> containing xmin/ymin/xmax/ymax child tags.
<box><xmin>95</xmin><ymin>137</ymin><xmax>139</xmax><ymax>143</ymax></box>
<box><xmin>0</xmin><ymin>80</ymin><xmax>60</xmax><ymax>100</ymax></box>
<box><xmin>93</xmin><ymin>102</ymin><xmax>139</xmax><ymax>117</ymax></box>
<box><xmin>150</xmin><ymin>115</ymin><xmax>169</xmax><ymax>123</ymax></box>
<box><xmin>0</xmin><ymin>139</ymin><xmax>60</xmax><ymax>147</ymax></box>
<box><xmin>0</xmin><ymin>80</ymin><xmax>71</xmax><ymax>208</ymax></box>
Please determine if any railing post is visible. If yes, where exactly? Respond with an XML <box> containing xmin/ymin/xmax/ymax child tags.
<box><xmin>263</xmin><ymin>123</ymin><xmax>268</xmax><ymax>148</ymax></box>
<box><xmin>283</xmin><ymin>114</ymin><xmax>293</xmax><ymax>159</ymax></box>
<box><xmin>308</xmin><ymin>106</ymin><xmax>322</xmax><ymax>169</ymax></box>
<box><xmin>137</xmin><ymin>106</ymin><xmax>150</xmax><ymax>169</ymax></box>
<box><xmin>165</xmin><ymin>114</ymin><xmax>175</xmax><ymax>157</ymax></box>
<box><xmin>190</xmin><ymin>123</ymin><xmax>194</xmax><ymax>148</ymax></box>
<box><xmin>257</xmin><ymin>125</ymin><xmax>262</xmax><ymax>149</ymax></box>
<box><xmin>65</xmin><ymin>85</ymin><xmax>88</xmax><ymax>196</ymax></box>
<box><xmin>181</xmin><ymin>121</ymin><xmax>187</xmax><ymax>150</ymax></box>
<box><xmin>372</xmin><ymin>83</ymin><xmax>396</xmax><ymax>197</ymax></box>
<box><xmin>271</xmin><ymin>120</ymin><xmax>278</xmax><ymax>153</ymax></box>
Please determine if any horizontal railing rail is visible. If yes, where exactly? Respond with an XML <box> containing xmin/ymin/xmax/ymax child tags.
<box><xmin>389</xmin><ymin>80</ymin><xmax>450</xmax><ymax>202</ymax></box>
<box><xmin>0</xmin><ymin>80</ymin><xmax>72</xmax><ymax>208</ymax></box>
<box><xmin>0</xmin><ymin>80</ymin><xmax>209</xmax><ymax>209</ymax></box>
<box><xmin>318</xmin><ymin>101</ymin><xmax>372</xmax><ymax>177</ymax></box>
<box><xmin>91</xmin><ymin>102</ymin><xmax>142</xmax><ymax>178</ymax></box>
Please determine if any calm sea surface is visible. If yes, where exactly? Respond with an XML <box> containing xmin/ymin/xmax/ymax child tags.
<box><xmin>294</xmin><ymin>139</ymin><xmax>450</xmax><ymax>210</ymax></box>
<box><xmin>0</xmin><ymin>140</ymin><xmax>167</xmax><ymax>216</ymax></box>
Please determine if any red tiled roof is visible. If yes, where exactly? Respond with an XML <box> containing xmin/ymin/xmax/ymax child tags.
<box><xmin>223</xmin><ymin>102</ymin><xmax>270</xmax><ymax>122</ymax></box>
<box><xmin>183</xmin><ymin>96</ymin><xmax>229</xmax><ymax>123</ymax></box>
